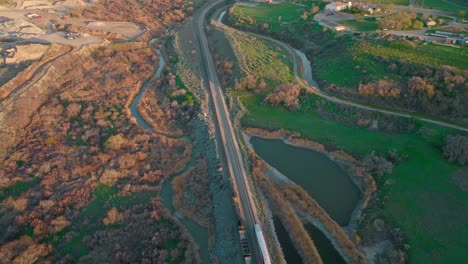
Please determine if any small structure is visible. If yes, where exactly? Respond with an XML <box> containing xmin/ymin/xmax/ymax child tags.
<box><xmin>26</xmin><ymin>13</ymin><xmax>41</xmax><ymax>19</ymax></box>
<box><xmin>325</xmin><ymin>1</ymin><xmax>351</xmax><ymax>12</ymax></box>
<box><xmin>65</xmin><ymin>32</ymin><xmax>83</xmax><ymax>40</ymax></box>
<box><xmin>335</xmin><ymin>25</ymin><xmax>346</xmax><ymax>31</ymax></box>
<box><xmin>5</xmin><ymin>47</ymin><xmax>17</xmax><ymax>57</ymax></box>
<box><xmin>424</xmin><ymin>19</ymin><xmax>436</xmax><ymax>27</ymax></box>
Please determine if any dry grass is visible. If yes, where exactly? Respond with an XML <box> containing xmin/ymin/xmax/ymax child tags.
<box><xmin>284</xmin><ymin>186</ymin><xmax>367</xmax><ymax>264</ymax></box>
<box><xmin>252</xmin><ymin>158</ymin><xmax>323</xmax><ymax>264</ymax></box>
<box><xmin>173</xmin><ymin>159</ymin><xmax>212</xmax><ymax>227</ymax></box>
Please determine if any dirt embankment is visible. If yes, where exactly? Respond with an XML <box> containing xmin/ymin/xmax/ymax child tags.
<box><xmin>284</xmin><ymin>185</ymin><xmax>367</xmax><ymax>264</ymax></box>
<box><xmin>52</xmin><ymin>22</ymin><xmax>124</xmax><ymax>40</ymax></box>
<box><xmin>0</xmin><ymin>44</ymin><xmax>72</xmax><ymax>100</ymax></box>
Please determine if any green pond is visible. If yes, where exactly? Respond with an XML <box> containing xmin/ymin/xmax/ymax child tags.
<box><xmin>251</xmin><ymin>137</ymin><xmax>361</xmax><ymax>226</ymax></box>
<box><xmin>305</xmin><ymin>223</ymin><xmax>346</xmax><ymax>264</ymax></box>
<box><xmin>273</xmin><ymin>217</ymin><xmax>346</xmax><ymax>264</ymax></box>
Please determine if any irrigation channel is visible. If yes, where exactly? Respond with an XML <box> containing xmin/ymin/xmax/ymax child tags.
<box><xmin>129</xmin><ymin>40</ymin><xmax>210</xmax><ymax>263</ymax></box>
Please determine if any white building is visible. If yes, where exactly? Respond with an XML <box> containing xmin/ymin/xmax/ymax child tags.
<box><xmin>325</xmin><ymin>2</ymin><xmax>352</xmax><ymax>12</ymax></box>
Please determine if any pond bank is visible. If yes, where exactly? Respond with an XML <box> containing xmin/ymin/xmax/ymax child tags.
<box><xmin>244</xmin><ymin>127</ymin><xmax>377</xmax><ymax>263</ymax></box>
<box><xmin>244</xmin><ymin>127</ymin><xmax>376</xmax><ymax>230</ymax></box>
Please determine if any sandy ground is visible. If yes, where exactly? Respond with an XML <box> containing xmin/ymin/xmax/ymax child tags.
<box><xmin>12</xmin><ymin>0</ymin><xmax>86</xmax><ymax>9</ymax></box>
<box><xmin>0</xmin><ymin>19</ymin><xmax>45</xmax><ymax>39</ymax></box>
<box><xmin>4</xmin><ymin>43</ymin><xmax>49</xmax><ymax>63</ymax></box>
<box><xmin>38</xmin><ymin>32</ymin><xmax>104</xmax><ymax>47</ymax></box>
<box><xmin>58</xmin><ymin>18</ymin><xmax>145</xmax><ymax>39</ymax></box>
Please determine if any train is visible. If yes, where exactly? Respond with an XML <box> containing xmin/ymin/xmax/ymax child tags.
<box><xmin>238</xmin><ymin>218</ymin><xmax>271</xmax><ymax>264</ymax></box>
<box><xmin>238</xmin><ymin>219</ymin><xmax>252</xmax><ymax>264</ymax></box>
<box><xmin>254</xmin><ymin>224</ymin><xmax>271</xmax><ymax>264</ymax></box>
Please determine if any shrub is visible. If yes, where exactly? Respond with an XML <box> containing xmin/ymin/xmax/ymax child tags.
<box><xmin>363</xmin><ymin>151</ymin><xmax>394</xmax><ymax>176</ymax></box>
<box><xmin>443</xmin><ymin>135</ymin><xmax>468</xmax><ymax>165</ymax></box>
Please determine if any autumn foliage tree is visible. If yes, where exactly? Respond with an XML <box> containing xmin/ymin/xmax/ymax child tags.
<box><xmin>264</xmin><ymin>83</ymin><xmax>310</xmax><ymax>110</ymax></box>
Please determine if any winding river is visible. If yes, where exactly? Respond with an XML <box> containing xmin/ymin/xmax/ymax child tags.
<box><xmin>129</xmin><ymin>41</ymin><xmax>210</xmax><ymax>263</ymax></box>
<box><xmin>129</xmin><ymin>47</ymin><xmax>165</xmax><ymax>130</ymax></box>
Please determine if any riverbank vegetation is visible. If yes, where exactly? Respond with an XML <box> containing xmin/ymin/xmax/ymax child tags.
<box><xmin>173</xmin><ymin>159</ymin><xmax>213</xmax><ymax>227</ymax></box>
<box><xmin>0</xmin><ymin>0</ymin><xmax>203</xmax><ymax>262</ymax></box>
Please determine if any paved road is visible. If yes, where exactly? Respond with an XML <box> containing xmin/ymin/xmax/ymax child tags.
<box><xmin>193</xmin><ymin>1</ymin><xmax>263</xmax><ymax>263</ymax></box>
<box><xmin>252</xmin><ymin>32</ymin><xmax>468</xmax><ymax>133</ymax></box>
<box><xmin>215</xmin><ymin>6</ymin><xmax>468</xmax><ymax>134</ymax></box>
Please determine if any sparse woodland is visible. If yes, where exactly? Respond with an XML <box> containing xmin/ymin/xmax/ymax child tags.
<box><xmin>173</xmin><ymin>159</ymin><xmax>212</xmax><ymax>227</ymax></box>
<box><xmin>0</xmin><ymin>0</ymin><xmax>203</xmax><ymax>262</ymax></box>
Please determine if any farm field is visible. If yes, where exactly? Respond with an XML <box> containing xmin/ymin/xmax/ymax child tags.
<box><xmin>374</xmin><ymin>0</ymin><xmax>409</xmax><ymax>5</ymax></box>
<box><xmin>355</xmin><ymin>42</ymin><xmax>468</xmax><ymax>69</ymax></box>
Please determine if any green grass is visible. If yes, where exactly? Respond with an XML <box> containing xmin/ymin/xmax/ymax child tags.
<box><xmin>55</xmin><ymin>184</ymin><xmax>158</xmax><ymax>260</ymax></box>
<box><xmin>0</xmin><ymin>177</ymin><xmax>40</xmax><ymax>202</ymax></box>
<box><xmin>232</xmin><ymin>2</ymin><xmax>305</xmax><ymax>31</ymax></box>
<box><xmin>314</xmin><ymin>37</ymin><xmax>468</xmax><ymax>88</ymax></box>
<box><xmin>374</xmin><ymin>0</ymin><xmax>409</xmax><ymax>4</ymax></box>
<box><xmin>340</xmin><ymin>18</ymin><xmax>378</xmax><ymax>32</ymax></box>
<box><xmin>226</xmin><ymin>29</ymin><xmax>294</xmax><ymax>85</ymax></box>
<box><xmin>418</xmin><ymin>0</ymin><xmax>468</xmax><ymax>12</ymax></box>
<box><xmin>241</xmin><ymin>95</ymin><xmax>468</xmax><ymax>263</ymax></box>
<box><xmin>355</xmin><ymin>42</ymin><xmax>468</xmax><ymax>69</ymax></box>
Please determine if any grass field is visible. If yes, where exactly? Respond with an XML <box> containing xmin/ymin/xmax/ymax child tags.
<box><xmin>340</xmin><ymin>18</ymin><xmax>378</xmax><ymax>32</ymax></box>
<box><xmin>241</xmin><ymin>95</ymin><xmax>468</xmax><ymax>263</ymax></box>
<box><xmin>417</xmin><ymin>0</ymin><xmax>468</xmax><ymax>12</ymax></box>
<box><xmin>314</xmin><ymin>37</ymin><xmax>468</xmax><ymax>88</ymax></box>
<box><xmin>232</xmin><ymin>2</ymin><xmax>304</xmax><ymax>31</ymax></box>
<box><xmin>225</xmin><ymin>29</ymin><xmax>294</xmax><ymax>85</ymax></box>
<box><xmin>374</xmin><ymin>0</ymin><xmax>409</xmax><ymax>4</ymax></box>
<box><xmin>355</xmin><ymin>42</ymin><xmax>468</xmax><ymax>69</ymax></box>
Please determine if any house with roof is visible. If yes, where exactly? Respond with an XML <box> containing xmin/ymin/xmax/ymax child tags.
<box><xmin>325</xmin><ymin>1</ymin><xmax>352</xmax><ymax>12</ymax></box>
<box><xmin>424</xmin><ymin>19</ymin><xmax>436</xmax><ymax>27</ymax></box>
